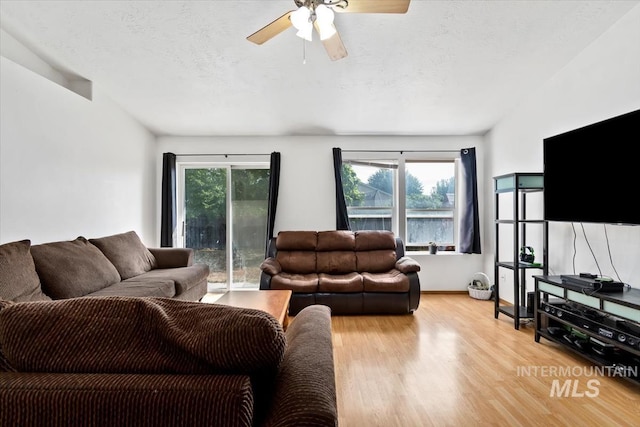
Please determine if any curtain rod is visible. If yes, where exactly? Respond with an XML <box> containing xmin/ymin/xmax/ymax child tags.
<box><xmin>342</xmin><ymin>149</ymin><xmax>461</xmax><ymax>154</ymax></box>
<box><xmin>174</xmin><ymin>153</ymin><xmax>272</xmax><ymax>157</ymax></box>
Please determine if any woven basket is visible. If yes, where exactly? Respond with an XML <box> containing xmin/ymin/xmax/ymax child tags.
<box><xmin>468</xmin><ymin>272</ymin><xmax>492</xmax><ymax>300</ymax></box>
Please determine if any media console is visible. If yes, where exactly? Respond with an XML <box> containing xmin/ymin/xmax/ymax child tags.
<box><xmin>534</xmin><ymin>275</ymin><xmax>640</xmax><ymax>385</ymax></box>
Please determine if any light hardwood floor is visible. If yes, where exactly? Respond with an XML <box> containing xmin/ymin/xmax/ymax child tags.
<box><xmin>329</xmin><ymin>293</ymin><xmax>640</xmax><ymax>427</ymax></box>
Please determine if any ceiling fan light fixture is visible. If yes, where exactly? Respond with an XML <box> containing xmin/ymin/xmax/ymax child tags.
<box><xmin>291</xmin><ymin>6</ymin><xmax>313</xmax><ymax>41</ymax></box>
<box><xmin>315</xmin><ymin>4</ymin><xmax>337</xmax><ymax>40</ymax></box>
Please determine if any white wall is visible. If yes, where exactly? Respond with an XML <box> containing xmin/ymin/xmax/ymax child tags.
<box><xmin>0</xmin><ymin>57</ymin><xmax>157</xmax><ymax>246</ymax></box>
<box><xmin>157</xmin><ymin>135</ymin><xmax>487</xmax><ymax>291</ymax></box>
<box><xmin>485</xmin><ymin>5</ymin><xmax>640</xmax><ymax>302</ymax></box>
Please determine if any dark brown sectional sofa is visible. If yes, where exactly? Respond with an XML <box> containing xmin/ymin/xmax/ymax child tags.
<box><xmin>260</xmin><ymin>230</ymin><xmax>421</xmax><ymax>315</ymax></box>
<box><xmin>0</xmin><ymin>230</ymin><xmax>208</xmax><ymax>303</ymax></box>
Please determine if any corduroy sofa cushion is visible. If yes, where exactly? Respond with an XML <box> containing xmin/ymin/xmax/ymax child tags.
<box><xmin>30</xmin><ymin>237</ymin><xmax>121</xmax><ymax>299</ymax></box>
<box><xmin>0</xmin><ymin>297</ymin><xmax>286</xmax><ymax>375</ymax></box>
<box><xmin>89</xmin><ymin>231</ymin><xmax>157</xmax><ymax>280</ymax></box>
<box><xmin>130</xmin><ymin>265</ymin><xmax>209</xmax><ymax>296</ymax></box>
<box><xmin>0</xmin><ymin>299</ymin><xmax>15</xmax><ymax>372</ymax></box>
<box><xmin>0</xmin><ymin>240</ymin><xmax>51</xmax><ymax>302</ymax></box>
<box><xmin>85</xmin><ymin>279</ymin><xmax>176</xmax><ymax>298</ymax></box>
<box><xmin>0</xmin><ymin>372</ymin><xmax>255</xmax><ymax>427</ymax></box>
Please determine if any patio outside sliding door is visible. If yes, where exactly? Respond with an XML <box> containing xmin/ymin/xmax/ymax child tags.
<box><xmin>179</xmin><ymin>164</ymin><xmax>269</xmax><ymax>291</ymax></box>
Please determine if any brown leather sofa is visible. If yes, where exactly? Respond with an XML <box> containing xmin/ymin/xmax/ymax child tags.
<box><xmin>260</xmin><ymin>230</ymin><xmax>421</xmax><ymax>315</ymax></box>
<box><xmin>0</xmin><ymin>231</ymin><xmax>208</xmax><ymax>303</ymax></box>
<box><xmin>0</xmin><ymin>297</ymin><xmax>337</xmax><ymax>427</ymax></box>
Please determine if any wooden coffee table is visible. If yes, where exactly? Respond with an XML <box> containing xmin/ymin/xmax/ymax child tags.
<box><xmin>214</xmin><ymin>290</ymin><xmax>292</xmax><ymax>328</ymax></box>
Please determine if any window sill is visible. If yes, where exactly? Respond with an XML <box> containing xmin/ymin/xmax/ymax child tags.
<box><xmin>407</xmin><ymin>250</ymin><xmax>461</xmax><ymax>256</ymax></box>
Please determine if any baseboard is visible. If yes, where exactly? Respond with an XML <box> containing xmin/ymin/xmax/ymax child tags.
<box><xmin>420</xmin><ymin>290</ymin><xmax>468</xmax><ymax>294</ymax></box>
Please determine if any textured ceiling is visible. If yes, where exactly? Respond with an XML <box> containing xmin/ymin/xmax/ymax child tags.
<box><xmin>0</xmin><ymin>0</ymin><xmax>637</xmax><ymax>136</ymax></box>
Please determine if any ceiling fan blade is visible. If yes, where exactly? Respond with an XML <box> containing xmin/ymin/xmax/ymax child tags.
<box><xmin>315</xmin><ymin>23</ymin><xmax>348</xmax><ymax>61</ymax></box>
<box><xmin>333</xmin><ymin>0</ymin><xmax>410</xmax><ymax>14</ymax></box>
<box><xmin>247</xmin><ymin>11</ymin><xmax>294</xmax><ymax>45</ymax></box>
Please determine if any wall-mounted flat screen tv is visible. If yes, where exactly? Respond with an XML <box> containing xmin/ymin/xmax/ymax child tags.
<box><xmin>543</xmin><ymin>109</ymin><xmax>640</xmax><ymax>225</ymax></box>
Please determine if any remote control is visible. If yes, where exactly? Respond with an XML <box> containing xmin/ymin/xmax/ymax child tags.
<box><xmin>579</xmin><ymin>273</ymin><xmax>597</xmax><ymax>279</ymax></box>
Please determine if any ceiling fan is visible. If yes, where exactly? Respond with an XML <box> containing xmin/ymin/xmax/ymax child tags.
<box><xmin>247</xmin><ymin>0</ymin><xmax>411</xmax><ymax>61</ymax></box>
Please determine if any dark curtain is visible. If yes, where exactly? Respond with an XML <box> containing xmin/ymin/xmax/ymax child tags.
<box><xmin>160</xmin><ymin>152</ymin><xmax>177</xmax><ymax>247</ymax></box>
<box><xmin>459</xmin><ymin>148</ymin><xmax>481</xmax><ymax>253</ymax></box>
<box><xmin>265</xmin><ymin>152</ymin><xmax>281</xmax><ymax>256</ymax></box>
<box><xmin>333</xmin><ymin>147</ymin><xmax>351</xmax><ymax>230</ymax></box>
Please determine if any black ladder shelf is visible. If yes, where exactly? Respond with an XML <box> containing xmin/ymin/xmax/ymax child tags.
<box><xmin>494</xmin><ymin>172</ymin><xmax>548</xmax><ymax>330</ymax></box>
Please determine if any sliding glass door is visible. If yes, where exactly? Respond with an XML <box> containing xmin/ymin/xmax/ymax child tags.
<box><xmin>178</xmin><ymin>163</ymin><xmax>269</xmax><ymax>291</ymax></box>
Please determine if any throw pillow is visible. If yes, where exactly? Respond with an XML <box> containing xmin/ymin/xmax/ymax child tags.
<box><xmin>0</xmin><ymin>297</ymin><xmax>286</xmax><ymax>375</ymax></box>
<box><xmin>0</xmin><ymin>240</ymin><xmax>51</xmax><ymax>302</ymax></box>
<box><xmin>30</xmin><ymin>237</ymin><xmax>121</xmax><ymax>299</ymax></box>
<box><xmin>89</xmin><ymin>231</ymin><xmax>157</xmax><ymax>280</ymax></box>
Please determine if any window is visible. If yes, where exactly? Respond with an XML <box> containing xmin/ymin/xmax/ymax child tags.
<box><xmin>342</xmin><ymin>153</ymin><xmax>457</xmax><ymax>252</ymax></box>
<box><xmin>177</xmin><ymin>159</ymin><xmax>270</xmax><ymax>291</ymax></box>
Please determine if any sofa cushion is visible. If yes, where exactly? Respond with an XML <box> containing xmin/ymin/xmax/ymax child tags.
<box><xmin>354</xmin><ymin>230</ymin><xmax>396</xmax><ymax>251</ymax></box>
<box><xmin>89</xmin><ymin>231</ymin><xmax>157</xmax><ymax>280</ymax></box>
<box><xmin>0</xmin><ymin>240</ymin><xmax>51</xmax><ymax>302</ymax></box>
<box><xmin>362</xmin><ymin>270</ymin><xmax>410</xmax><ymax>292</ymax></box>
<box><xmin>86</xmin><ymin>279</ymin><xmax>176</xmax><ymax>298</ymax></box>
<box><xmin>30</xmin><ymin>237</ymin><xmax>121</xmax><ymax>299</ymax></box>
<box><xmin>316</xmin><ymin>251</ymin><xmax>357</xmax><ymax>274</ymax></box>
<box><xmin>0</xmin><ymin>297</ymin><xmax>286</xmax><ymax>375</ymax></box>
<box><xmin>318</xmin><ymin>272</ymin><xmax>363</xmax><ymax>292</ymax></box>
<box><xmin>317</xmin><ymin>230</ymin><xmax>355</xmax><ymax>251</ymax></box>
<box><xmin>276</xmin><ymin>231</ymin><xmax>317</xmax><ymax>251</ymax></box>
<box><xmin>276</xmin><ymin>251</ymin><xmax>316</xmax><ymax>274</ymax></box>
<box><xmin>356</xmin><ymin>250</ymin><xmax>397</xmax><ymax>273</ymax></box>
<box><xmin>131</xmin><ymin>265</ymin><xmax>209</xmax><ymax>295</ymax></box>
<box><xmin>0</xmin><ymin>373</ymin><xmax>254</xmax><ymax>427</ymax></box>
<box><xmin>270</xmin><ymin>273</ymin><xmax>319</xmax><ymax>293</ymax></box>
<box><xmin>0</xmin><ymin>299</ymin><xmax>15</xmax><ymax>372</ymax></box>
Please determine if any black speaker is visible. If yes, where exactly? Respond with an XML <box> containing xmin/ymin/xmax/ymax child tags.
<box><xmin>520</xmin><ymin>246</ymin><xmax>535</xmax><ymax>263</ymax></box>
<box><xmin>527</xmin><ymin>292</ymin><xmax>535</xmax><ymax>315</ymax></box>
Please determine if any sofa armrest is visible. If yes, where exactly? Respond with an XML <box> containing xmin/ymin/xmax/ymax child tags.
<box><xmin>148</xmin><ymin>247</ymin><xmax>194</xmax><ymax>268</ymax></box>
<box><xmin>263</xmin><ymin>305</ymin><xmax>337</xmax><ymax>427</ymax></box>
<box><xmin>0</xmin><ymin>373</ymin><xmax>254</xmax><ymax>427</ymax></box>
<box><xmin>260</xmin><ymin>257</ymin><xmax>282</xmax><ymax>276</ymax></box>
<box><xmin>395</xmin><ymin>256</ymin><xmax>421</xmax><ymax>273</ymax></box>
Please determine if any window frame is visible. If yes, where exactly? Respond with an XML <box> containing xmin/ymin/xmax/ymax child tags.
<box><xmin>342</xmin><ymin>151</ymin><xmax>459</xmax><ymax>252</ymax></box>
<box><xmin>176</xmin><ymin>155</ymin><xmax>270</xmax><ymax>289</ymax></box>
